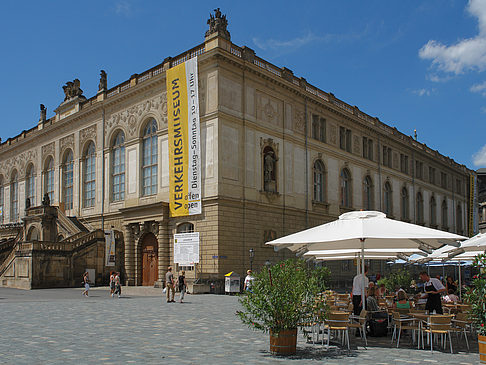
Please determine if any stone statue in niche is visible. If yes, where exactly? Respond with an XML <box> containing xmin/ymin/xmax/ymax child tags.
<box><xmin>98</xmin><ymin>70</ymin><xmax>107</xmax><ymax>92</ymax></box>
<box><xmin>39</xmin><ymin>104</ymin><xmax>46</xmax><ymax>123</ymax></box>
<box><xmin>25</xmin><ymin>198</ymin><xmax>31</xmax><ymax>210</ymax></box>
<box><xmin>62</xmin><ymin>79</ymin><xmax>83</xmax><ymax>101</ymax></box>
<box><xmin>263</xmin><ymin>148</ymin><xmax>276</xmax><ymax>193</ymax></box>
<box><xmin>206</xmin><ymin>8</ymin><xmax>230</xmax><ymax>39</ymax></box>
<box><xmin>42</xmin><ymin>193</ymin><xmax>50</xmax><ymax>207</ymax></box>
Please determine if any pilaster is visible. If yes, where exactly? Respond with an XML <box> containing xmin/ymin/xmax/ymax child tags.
<box><xmin>123</xmin><ymin>224</ymin><xmax>135</xmax><ymax>286</ymax></box>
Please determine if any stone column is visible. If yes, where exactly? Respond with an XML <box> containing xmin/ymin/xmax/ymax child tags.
<box><xmin>157</xmin><ymin>219</ymin><xmax>170</xmax><ymax>286</ymax></box>
<box><xmin>123</xmin><ymin>224</ymin><xmax>135</xmax><ymax>286</ymax></box>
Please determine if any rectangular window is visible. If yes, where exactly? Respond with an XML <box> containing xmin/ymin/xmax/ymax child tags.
<box><xmin>362</xmin><ymin>137</ymin><xmax>373</xmax><ymax>161</ymax></box>
<box><xmin>400</xmin><ymin>154</ymin><xmax>409</xmax><ymax>174</ymax></box>
<box><xmin>456</xmin><ymin>178</ymin><xmax>462</xmax><ymax>195</ymax></box>
<box><xmin>311</xmin><ymin>115</ymin><xmax>326</xmax><ymax>143</ymax></box>
<box><xmin>441</xmin><ymin>172</ymin><xmax>447</xmax><ymax>189</ymax></box>
<box><xmin>415</xmin><ymin>161</ymin><xmax>423</xmax><ymax>180</ymax></box>
<box><xmin>429</xmin><ymin>166</ymin><xmax>436</xmax><ymax>184</ymax></box>
<box><xmin>382</xmin><ymin>146</ymin><xmax>392</xmax><ymax>168</ymax></box>
<box><xmin>340</xmin><ymin>127</ymin><xmax>352</xmax><ymax>152</ymax></box>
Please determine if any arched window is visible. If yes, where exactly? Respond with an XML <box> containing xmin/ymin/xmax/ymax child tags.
<box><xmin>83</xmin><ymin>142</ymin><xmax>96</xmax><ymax>208</ymax></box>
<box><xmin>26</xmin><ymin>164</ymin><xmax>35</xmax><ymax>207</ymax></box>
<box><xmin>63</xmin><ymin>150</ymin><xmax>74</xmax><ymax>210</ymax></box>
<box><xmin>383</xmin><ymin>182</ymin><xmax>392</xmax><ymax>216</ymax></box>
<box><xmin>0</xmin><ymin>176</ymin><xmax>3</xmax><ymax>223</ymax></box>
<box><xmin>363</xmin><ymin>176</ymin><xmax>373</xmax><ymax>210</ymax></box>
<box><xmin>263</xmin><ymin>146</ymin><xmax>277</xmax><ymax>193</ymax></box>
<box><xmin>142</xmin><ymin>120</ymin><xmax>158</xmax><ymax>196</ymax></box>
<box><xmin>416</xmin><ymin>192</ymin><xmax>424</xmax><ymax>224</ymax></box>
<box><xmin>44</xmin><ymin>157</ymin><xmax>55</xmax><ymax>203</ymax></box>
<box><xmin>456</xmin><ymin>204</ymin><xmax>463</xmax><ymax>234</ymax></box>
<box><xmin>340</xmin><ymin>168</ymin><xmax>351</xmax><ymax>208</ymax></box>
<box><xmin>313</xmin><ymin>160</ymin><xmax>325</xmax><ymax>202</ymax></box>
<box><xmin>401</xmin><ymin>187</ymin><xmax>409</xmax><ymax>221</ymax></box>
<box><xmin>177</xmin><ymin>222</ymin><xmax>194</xmax><ymax>233</ymax></box>
<box><xmin>430</xmin><ymin>196</ymin><xmax>437</xmax><ymax>227</ymax></box>
<box><xmin>10</xmin><ymin>171</ymin><xmax>18</xmax><ymax>222</ymax></box>
<box><xmin>112</xmin><ymin>131</ymin><xmax>125</xmax><ymax>201</ymax></box>
<box><xmin>441</xmin><ymin>200</ymin><xmax>448</xmax><ymax>230</ymax></box>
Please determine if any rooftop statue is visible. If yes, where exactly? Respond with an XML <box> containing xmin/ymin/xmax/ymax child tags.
<box><xmin>62</xmin><ymin>79</ymin><xmax>83</xmax><ymax>101</ymax></box>
<box><xmin>98</xmin><ymin>70</ymin><xmax>107</xmax><ymax>92</ymax></box>
<box><xmin>206</xmin><ymin>8</ymin><xmax>230</xmax><ymax>40</ymax></box>
<box><xmin>39</xmin><ymin>104</ymin><xmax>46</xmax><ymax>123</ymax></box>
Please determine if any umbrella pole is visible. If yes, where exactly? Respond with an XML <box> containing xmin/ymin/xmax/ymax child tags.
<box><xmin>458</xmin><ymin>262</ymin><xmax>462</xmax><ymax>301</ymax></box>
<box><xmin>361</xmin><ymin>238</ymin><xmax>366</xmax><ymax>311</ymax></box>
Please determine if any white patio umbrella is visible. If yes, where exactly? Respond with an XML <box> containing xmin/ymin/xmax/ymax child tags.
<box><xmin>417</xmin><ymin>233</ymin><xmax>486</xmax><ymax>300</ymax></box>
<box><xmin>266</xmin><ymin>210</ymin><xmax>466</xmax><ymax>309</ymax></box>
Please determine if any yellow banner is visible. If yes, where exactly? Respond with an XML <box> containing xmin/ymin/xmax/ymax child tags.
<box><xmin>167</xmin><ymin>63</ymin><xmax>189</xmax><ymax>217</ymax></box>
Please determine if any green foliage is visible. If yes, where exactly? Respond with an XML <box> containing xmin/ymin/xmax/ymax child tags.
<box><xmin>377</xmin><ymin>269</ymin><xmax>413</xmax><ymax>293</ymax></box>
<box><xmin>464</xmin><ymin>253</ymin><xmax>486</xmax><ymax>336</ymax></box>
<box><xmin>236</xmin><ymin>259</ymin><xmax>328</xmax><ymax>334</ymax></box>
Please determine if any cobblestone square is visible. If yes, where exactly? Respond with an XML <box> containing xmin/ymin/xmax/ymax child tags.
<box><xmin>0</xmin><ymin>287</ymin><xmax>479</xmax><ymax>364</ymax></box>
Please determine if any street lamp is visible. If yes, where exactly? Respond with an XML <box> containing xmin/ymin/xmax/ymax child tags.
<box><xmin>249</xmin><ymin>248</ymin><xmax>254</xmax><ymax>271</ymax></box>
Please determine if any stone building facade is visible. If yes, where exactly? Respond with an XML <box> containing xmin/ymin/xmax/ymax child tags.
<box><xmin>0</xmin><ymin>10</ymin><xmax>475</xmax><ymax>289</ymax></box>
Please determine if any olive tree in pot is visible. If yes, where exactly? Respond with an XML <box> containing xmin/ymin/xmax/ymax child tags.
<box><xmin>464</xmin><ymin>253</ymin><xmax>486</xmax><ymax>363</ymax></box>
<box><xmin>236</xmin><ymin>259</ymin><xmax>329</xmax><ymax>355</ymax></box>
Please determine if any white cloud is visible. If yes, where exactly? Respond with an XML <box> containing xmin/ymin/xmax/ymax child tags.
<box><xmin>253</xmin><ymin>30</ymin><xmax>363</xmax><ymax>53</ymax></box>
<box><xmin>419</xmin><ymin>0</ymin><xmax>486</xmax><ymax>74</ymax></box>
<box><xmin>473</xmin><ymin>144</ymin><xmax>486</xmax><ymax>166</ymax></box>
<box><xmin>412</xmin><ymin>88</ymin><xmax>435</xmax><ymax>96</ymax></box>
<box><xmin>253</xmin><ymin>33</ymin><xmax>319</xmax><ymax>51</ymax></box>
<box><xmin>470</xmin><ymin>80</ymin><xmax>486</xmax><ymax>95</ymax></box>
<box><xmin>114</xmin><ymin>1</ymin><xmax>132</xmax><ymax>17</ymax></box>
<box><xmin>481</xmin><ymin>106</ymin><xmax>486</xmax><ymax>113</ymax></box>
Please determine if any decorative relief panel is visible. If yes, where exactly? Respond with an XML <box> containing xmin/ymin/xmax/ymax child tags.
<box><xmin>353</xmin><ymin>136</ymin><xmax>360</xmax><ymax>154</ymax></box>
<box><xmin>293</xmin><ymin>108</ymin><xmax>305</xmax><ymax>133</ymax></box>
<box><xmin>330</xmin><ymin>125</ymin><xmax>337</xmax><ymax>145</ymax></box>
<box><xmin>393</xmin><ymin>152</ymin><xmax>399</xmax><ymax>169</ymax></box>
<box><xmin>42</xmin><ymin>142</ymin><xmax>55</xmax><ymax>160</ymax></box>
<box><xmin>256</xmin><ymin>91</ymin><xmax>283</xmax><ymax>127</ymax></box>
<box><xmin>105</xmin><ymin>94</ymin><xmax>166</xmax><ymax>139</ymax></box>
<box><xmin>79</xmin><ymin>125</ymin><xmax>97</xmax><ymax>148</ymax></box>
<box><xmin>59</xmin><ymin>134</ymin><xmax>74</xmax><ymax>156</ymax></box>
<box><xmin>0</xmin><ymin>149</ymin><xmax>38</xmax><ymax>180</ymax></box>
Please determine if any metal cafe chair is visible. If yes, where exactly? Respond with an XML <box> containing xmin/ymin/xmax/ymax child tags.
<box><xmin>391</xmin><ymin>311</ymin><xmax>419</xmax><ymax>348</ymax></box>
<box><xmin>348</xmin><ymin>309</ymin><xmax>368</xmax><ymax>348</ymax></box>
<box><xmin>451</xmin><ymin>312</ymin><xmax>471</xmax><ymax>351</ymax></box>
<box><xmin>325</xmin><ymin>312</ymin><xmax>351</xmax><ymax>350</ymax></box>
<box><xmin>422</xmin><ymin>315</ymin><xmax>453</xmax><ymax>353</ymax></box>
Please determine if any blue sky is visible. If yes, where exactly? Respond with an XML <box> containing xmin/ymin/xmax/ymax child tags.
<box><xmin>1</xmin><ymin>0</ymin><xmax>486</xmax><ymax>169</ymax></box>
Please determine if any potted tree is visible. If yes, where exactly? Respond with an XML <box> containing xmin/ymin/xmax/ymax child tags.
<box><xmin>236</xmin><ymin>259</ymin><xmax>329</xmax><ymax>355</ymax></box>
<box><xmin>464</xmin><ymin>252</ymin><xmax>486</xmax><ymax>363</ymax></box>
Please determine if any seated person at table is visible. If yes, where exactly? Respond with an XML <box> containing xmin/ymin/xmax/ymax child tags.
<box><xmin>394</xmin><ymin>290</ymin><xmax>411</xmax><ymax>309</ymax></box>
<box><xmin>377</xmin><ymin>283</ymin><xmax>386</xmax><ymax>298</ymax></box>
<box><xmin>443</xmin><ymin>289</ymin><xmax>459</xmax><ymax>303</ymax></box>
<box><xmin>446</xmin><ymin>276</ymin><xmax>457</xmax><ymax>294</ymax></box>
<box><xmin>366</xmin><ymin>286</ymin><xmax>380</xmax><ymax>312</ymax></box>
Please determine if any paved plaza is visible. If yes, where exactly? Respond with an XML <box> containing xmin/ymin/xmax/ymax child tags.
<box><xmin>0</xmin><ymin>287</ymin><xmax>479</xmax><ymax>364</ymax></box>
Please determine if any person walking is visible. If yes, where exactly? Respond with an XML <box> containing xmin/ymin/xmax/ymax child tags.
<box><xmin>82</xmin><ymin>272</ymin><xmax>90</xmax><ymax>297</ymax></box>
<box><xmin>109</xmin><ymin>271</ymin><xmax>115</xmax><ymax>297</ymax></box>
<box><xmin>113</xmin><ymin>272</ymin><xmax>122</xmax><ymax>298</ymax></box>
<box><xmin>243</xmin><ymin>270</ymin><xmax>254</xmax><ymax>292</ymax></box>
<box><xmin>177</xmin><ymin>271</ymin><xmax>187</xmax><ymax>303</ymax></box>
<box><xmin>419</xmin><ymin>271</ymin><xmax>445</xmax><ymax>314</ymax></box>
<box><xmin>165</xmin><ymin>267</ymin><xmax>175</xmax><ymax>303</ymax></box>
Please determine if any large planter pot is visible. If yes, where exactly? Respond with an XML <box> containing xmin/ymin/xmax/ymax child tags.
<box><xmin>269</xmin><ymin>328</ymin><xmax>297</xmax><ymax>355</ymax></box>
<box><xmin>480</xmin><ymin>335</ymin><xmax>486</xmax><ymax>364</ymax></box>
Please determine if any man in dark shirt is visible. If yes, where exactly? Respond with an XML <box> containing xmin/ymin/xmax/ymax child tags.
<box><xmin>165</xmin><ymin>267</ymin><xmax>175</xmax><ymax>303</ymax></box>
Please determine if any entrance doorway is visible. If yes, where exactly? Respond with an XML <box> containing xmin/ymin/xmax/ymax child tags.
<box><xmin>141</xmin><ymin>233</ymin><xmax>158</xmax><ymax>286</ymax></box>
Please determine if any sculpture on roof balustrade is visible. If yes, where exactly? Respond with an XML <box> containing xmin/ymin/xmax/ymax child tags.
<box><xmin>62</xmin><ymin>79</ymin><xmax>83</xmax><ymax>101</ymax></box>
<box><xmin>206</xmin><ymin>8</ymin><xmax>230</xmax><ymax>40</ymax></box>
<box><xmin>98</xmin><ymin>70</ymin><xmax>107</xmax><ymax>92</ymax></box>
